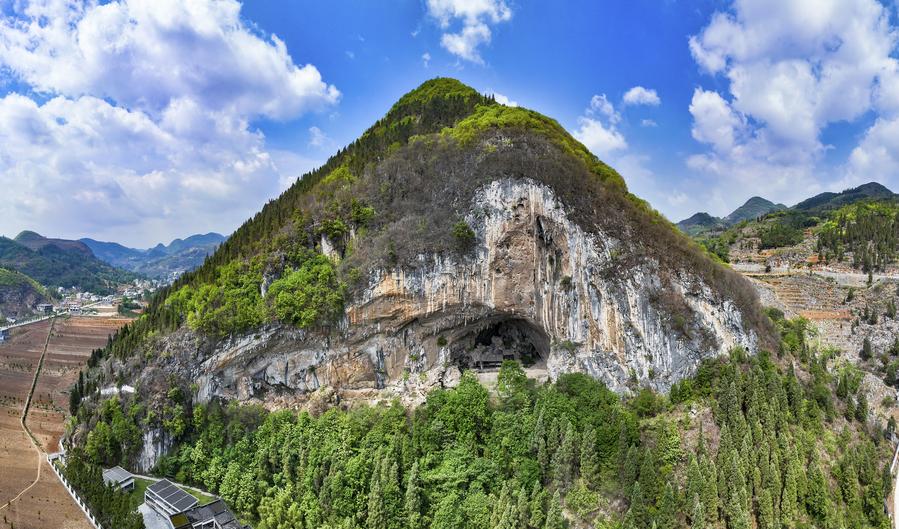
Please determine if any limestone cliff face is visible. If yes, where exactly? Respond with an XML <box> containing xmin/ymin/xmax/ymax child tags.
<box><xmin>192</xmin><ymin>178</ymin><xmax>758</xmax><ymax>404</ymax></box>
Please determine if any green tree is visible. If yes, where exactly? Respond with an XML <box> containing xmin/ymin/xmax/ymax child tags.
<box><xmin>543</xmin><ymin>490</ymin><xmax>564</xmax><ymax>529</ymax></box>
<box><xmin>404</xmin><ymin>462</ymin><xmax>423</xmax><ymax>529</ymax></box>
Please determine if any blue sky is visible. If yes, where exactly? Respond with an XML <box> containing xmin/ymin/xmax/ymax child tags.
<box><xmin>1</xmin><ymin>0</ymin><xmax>899</xmax><ymax>246</ymax></box>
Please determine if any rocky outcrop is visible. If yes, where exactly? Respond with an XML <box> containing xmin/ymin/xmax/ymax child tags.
<box><xmin>137</xmin><ymin>427</ymin><xmax>173</xmax><ymax>473</ymax></box>
<box><xmin>191</xmin><ymin>178</ymin><xmax>759</xmax><ymax>404</ymax></box>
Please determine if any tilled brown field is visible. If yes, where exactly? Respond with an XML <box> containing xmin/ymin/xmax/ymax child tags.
<box><xmin>27</xmin><ymin>317</ymin><xmax>129</xmax><ymax>453</ymax></box>
<box><xmin>0</xmin><ymin>316</ymin><xmax>129</xmax><ymax>529</ymax></box>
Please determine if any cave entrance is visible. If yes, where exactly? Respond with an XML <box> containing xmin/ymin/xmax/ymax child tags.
<box><xmin>454</xmin><ymin>317</ymin><xmax>549</xmax><ymax>371</ymax></box>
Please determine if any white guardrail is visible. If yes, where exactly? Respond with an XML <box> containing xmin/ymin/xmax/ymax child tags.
<box><xmin>47</xmin><ymin>453</ymin><xmax>104</xmax><ymax>529</ymax></box>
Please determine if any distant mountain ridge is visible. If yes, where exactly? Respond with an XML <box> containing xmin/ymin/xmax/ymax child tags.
<box><xmin>0</xmin><ymin>232</ymin><xmax>135</xmax><ymax>294</ymax></box>
<box><xmin>792</xmin><ymin>182</ymin><xmax>896</xmax><ymax>212</ymax></box>
<box><xmin>81</xmin><ymin>232</ymin><xmax>226</xmax><ymax>279</ymax></box>
<box><xmin>676</xmin><ymin>183</ymin><xmax>896</xmax><ymax>235</ymax></box>
<box><xmin>676</xmin><ymin>196</ymin><xmax>785</xmax><ymax>235</ymax></box>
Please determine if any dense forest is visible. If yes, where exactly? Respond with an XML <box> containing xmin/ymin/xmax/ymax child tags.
<box><xmin>73</xmin><ymin>311</ymin><xmax>893</xmax><ymax>529</ymax></box>
<box><xmin>817</xmin><ymin>202</ymin><xmax>899</xmax><ymax>272</ymax></box>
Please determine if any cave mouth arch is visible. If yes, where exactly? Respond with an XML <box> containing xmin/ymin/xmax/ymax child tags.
<box><xmin>450</xmin><ymin>316</ymin><xmax>550</xmax><ymax>371</ymax></box>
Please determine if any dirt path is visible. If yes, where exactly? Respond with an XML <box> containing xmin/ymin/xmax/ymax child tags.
<box><xmin>0</xmin><ymin>317</ymin><xmax>55</xmax><ymax>512</ymax></box>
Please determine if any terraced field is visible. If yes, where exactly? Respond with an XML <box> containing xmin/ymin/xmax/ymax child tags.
<box><xmin>0</xmin><ymin>315</ymin><xmax>129</xmax><ymax>529</ymax></box>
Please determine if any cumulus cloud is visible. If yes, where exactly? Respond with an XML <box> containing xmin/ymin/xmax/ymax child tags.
<box><xmin>491</xmin><ymin>92</ymin><xmax>518</xmax><ymax>107</ymax></box>
<box><xmin>0</xmin><ymin>0</ymin><xmax>340</xmax><ymax>119</ymax></box>
<box><xmin>422</xmin><ymin>52</ymin><xmax>432</xmax><ymax>68</ymax></box>
<box><xmin>0</xmin><ymin>0</ymin><xmax>339</xmax><ymax>246</ymax></box>
<box><xmin>574</xmin><ymin>95</ymin><xmax>626</xmax><ymax>159</ymax></box>
<box><xmin>586</xmin><ymin>94</ymin><xmax>620</xmax><ymax>124</ymax></box>
<box><xmin>622</xmin><ymin>86</ymin><xmax>661</xmax><ymax>106</ymax></box>
<box><xmin>683</xmin><ymin>0</ymin><xmax>899</xmax><ymax>212</ymax></box>
<box><xmin>425</xmin><ymin>0</ymin><xmax>511</xmax><ymax>63</ymax></box>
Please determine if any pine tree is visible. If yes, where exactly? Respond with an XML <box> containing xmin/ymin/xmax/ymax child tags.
<box><xmin>529</xmin><ymin>482</ymin><xmax>547</xmax><ymax>529</ymax></box>
<box><xmin>551</xmin><ymin>422</ymin><xmax>576</xmax><ymax>490</ymax></box>
<box><xmin>543</xmin><ymin>490</ymin><xmax>564</xmax><ymax>529</ymax></box>
<box><xmin>579</xmin><ymin>427</ymin><xmax>599</xmax><ymax>487</ymax></box>
<box><xmin>366</xmin><ymin>466</ymin><xmax>386</xmax><ymax>529</ymax></box>
<box><xmin>638</xmin><ymin>447</ymin><xmax>659</xmax><ymax>502</ymax></box>
<box><xmin>686</xmin><ymin>455</ymin><xmax>703</xmax><ymax>510</ymax></box>
<box><xmin>516</xmin><ymin>486</ymin><xmax>529</xmax><ymax>529</ymax></box>
<box><xmin>691</xmin><ymin>494</ymin><xmax>705</xmax><ymax>529</ymax></box>
<box><xmin>700</xmin><ymin>454</ymin><xmax>720</xmax><ymax>525</ymax></box>
<box><xmin>620</xmin><ymin>444</ymin><xmax>640</xmax><ymax>490</ymax></box>
<box><xmin>628</xmin><ymin>482</ymin><xmax>648</xmax><ymax>529</ymax></box>
<box><xmin>534</xmin><ymin>409</ymin><xmax>549</xmax><ymax>472</ymax></box>
<box><xmin>757</xmin><ymin>489</ymin><xmax>774</xmax><ymax>529</ymax></box>
<box><xmin>404</xmin><ymin>462</ymin><xmax>423</xmax><ymax>529</ymax></box>
<box><xmin>657</xmin><ymin>482</ymin><xmax>677</xmax><ymax>529</ymax></box>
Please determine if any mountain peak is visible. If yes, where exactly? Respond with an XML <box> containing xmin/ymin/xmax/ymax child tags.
<box><xmin>14</xmin><ymin>230</ymin><xmax>44</xmax><ymax>242</ymax></box>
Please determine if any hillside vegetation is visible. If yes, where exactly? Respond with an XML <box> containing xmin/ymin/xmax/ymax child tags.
<box><xmin>73</xmin><ymin>313</ymin><xmax>892</xmax><ymax>529</ymax></box>
<box><xmin>0</xmin><ymin>233</ymin><xmax>135</xmax><ymax>294</ymax></box>
<box><xmin>96</xmin><ymin>78</ymin><xmax>769</xmax><ymax>355</ymax></box>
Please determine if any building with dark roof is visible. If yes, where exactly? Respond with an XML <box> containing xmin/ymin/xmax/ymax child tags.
<box><xmin>168</xmin><ymin>499</ymin><xmax>248</xmax><ymax>529</ymax></box>
<box><xmin>145</xmin><ymin>479</ymin><xmax>199</xmax><ymax>519</ymax></box>
<box><xmin>101</xmin><ymin>465</ymin><xmax>134</xmax><ymax>491</ymax></box>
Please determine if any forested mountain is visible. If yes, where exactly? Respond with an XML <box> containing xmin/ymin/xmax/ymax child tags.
<box><xmin>81</xmin><ymin>232</ymin><xmax>226</xmax><ymax>279</ymax></box>
<box><xmin>68</xmin><ymin>78</ymin><xmax>896</xmax><ymax>529</ymax></box>
<box><xmin>724</xmin><ymin>197</ymin><xmax>786</xmax><ymax>225</ymax></box>
<box><xmin>793</xmin><ymin>182</ymin><xmax>896</xmax><ymax>213</ymax></box>
<box><xmin>0</xmin><ymin>232</ymin><xmax>135</xmax><ymax>294</ymax></box>
<box><xmin>676</xmin><ymin>212</ymin><xmax>725</xmax><ymax>235</ymax></box>
<box><xmin>676</xmin><ymin>197</ymin><xmax>784</xmax><ymax>236</ymax></box>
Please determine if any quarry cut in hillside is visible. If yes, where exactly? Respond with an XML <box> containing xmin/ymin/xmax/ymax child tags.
<box><xmin>107</xmin><ymin>79</ymin><xmax>775</xmax><ymax>421</ymax></box>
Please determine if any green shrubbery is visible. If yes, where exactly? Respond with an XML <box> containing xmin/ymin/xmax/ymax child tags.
<box><xmin>267</xmin><ymin>252</ymin><xmax>346</xmax><ymax>328</ymax></box>
<box><xmin>167</xmin><ymin>251</ymin><xmax>346</xmax><ymax>336</ymax></box>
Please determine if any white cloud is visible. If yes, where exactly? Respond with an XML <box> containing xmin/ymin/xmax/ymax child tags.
<box><xmin>682</xmin><ymin>0</ymin><xmax>899</xmax><ymax>213</ymax></box>
<box><xmin>0</xmin><ymin>0</ymin><xmax>339</xmax><ymax>246</ymax></box>
<box><xmin>574</xmin><ymin>95</ymin><xmax>626</xmax><ymax>159</ymax></box>
<box><xmin>640</xmin><ymin>119</ymin><xmax>657</xmax><ymax>127</ymax></box>
<box><xmin>308</xmin><ymin>126</ymin><xmax>332</xmax><ymax>149</ymax></box>
<box><xmin>422</xmin><ymin>52</ymin><xmax>432</xmax><ymax>68</ymax></box>
<box><xmin>574</xmin><ymin>117</ymin><xmax>627</xmax><ymax>158</ymax></box>
<box><xmin>0</xmin><ymin>0</ymin><xmax>340</xmax><ymax>120</ymax></box>
<box><xmin>587</xmin><ymin>94</ymin><xmax>620</xmax><ymax>124</ymax></box>
<box><xmin>844</xmin><ymin>116</ymin><xmax>899</xmax><ymax>187</ymax></box>
<box><xmin>425</xmin><ymin>0</ymin><xmax>511</xmax><ymax>63</ymax></box>
<box><xmin>622</xmin><ymin>86</ymin><xmax>661</xmax><ymax>106</ymax></box>
<box><xmin>491</xmin><ymin>92</ymin><xmax>518</xmax><ymax>107</ymax></box>
<box><xmin>688</xmin><ymin>88</ymin><xmax>744</xmax><ymax>154</ymax></box>
<box><xmin>0</xmin><ymin>93</ymin><xmax>279</xmax><ymax>242</ymax></box>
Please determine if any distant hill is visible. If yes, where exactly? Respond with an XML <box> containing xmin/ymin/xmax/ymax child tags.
<box><xmin>81</xmin><ymin>232</ymin><xmax>226</xmax><ymax>279</ymax></box>
<box><xmin>723</xmin><ymin>196</ymin><xmax>786</xmax><ymax>225</ymax></box>
<box><xmin>676</xmin><ymin>212</ymin><xmax>724</xmax><ymax>235</ymax></box>
<box><xmin>676</xmin><ymin>196</ymin><xmax>785</xmax><ymax>235</ymax></box>
<box><xmin>0</xmin><ymin>267</ymin><xmax>50</xmax><ymax>321</ymax></box>
<box><xmin>792</xmin><ymin>182</ymin><xmax>896</xmax><ymax>212</ymax></box>
<box><xmin>0</xmin><ymin>233</ymin><xmax>134</xmax><ymax>294</ymax></box>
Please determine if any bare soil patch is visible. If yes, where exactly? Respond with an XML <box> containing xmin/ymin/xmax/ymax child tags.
<box><xmin>0</xmin><ymin>316</ymin><xmax>129</xmax><ymax>529</ymax></box>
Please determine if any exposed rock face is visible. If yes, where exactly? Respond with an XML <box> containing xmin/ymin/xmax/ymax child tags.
<box><xmin>0</xmin><ymin>280</ymin><xmax>47</xmax><ymax>320</ymax></box>
<box><xmin>192</xmin><ymin>178</ymin><xmax>758</xmax><ymax>403</ymax></box>
<box><xmin>137</xmin><ymin>427</ymin><xmax>173</xmax><ymax>473</ymax></box>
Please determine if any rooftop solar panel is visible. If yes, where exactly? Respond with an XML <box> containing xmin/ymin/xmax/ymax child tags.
<box><xmin>147</xmin><ymin>479</ymin><xmax>197</xmax><ymax>511</ymax></box>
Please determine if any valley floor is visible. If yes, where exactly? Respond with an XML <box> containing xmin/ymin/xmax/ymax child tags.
<box><xmin>0</xmin><ymin>314</ymin><xmax>129</xmax><ymax>529</ymax></box>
